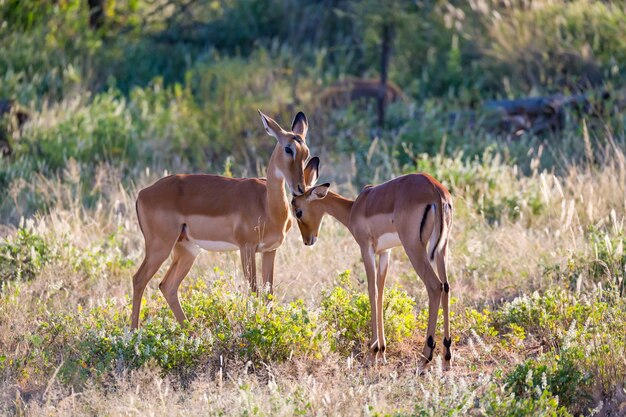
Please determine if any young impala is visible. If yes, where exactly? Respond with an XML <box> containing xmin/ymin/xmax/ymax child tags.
<box><xmin>131</xmin><ymin>111</ymin><xmax>320</xmax><ymax>329</ymax></box>
<box><xmin>291</xmin><ymin>174</ymin><xmax>453</xmax><ymax>367</ymax></box>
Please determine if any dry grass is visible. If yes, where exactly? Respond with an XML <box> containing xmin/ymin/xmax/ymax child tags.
<box><xmin>1</xmin><ymin>141</ymin><xmax>626</xmax><ymax>416</ymax></box>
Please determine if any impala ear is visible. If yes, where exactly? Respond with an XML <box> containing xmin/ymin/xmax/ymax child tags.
<box><xmin>259</xmin><ymin>110</ymin><xmax>284</xmax><ymax>141</ymax></box>
<box><xmin>291</xmin><ymin>111</ymin><xmax>308</xmax><ymax>138</ymax></box>
<box><xmin>304</xmin><ymin>157</ymin><xmax>320</xmax><ymax>187</ymax></box>
<box><xmin>307</xmin><ymin>183</ymin><xmax>330</xmax><ymax>201</ymax></box>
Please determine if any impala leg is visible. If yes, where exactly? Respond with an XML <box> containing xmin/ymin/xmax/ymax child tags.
<box><xmin>414</xmin><ymin>257</ymin><xmax>442</xmax><ymax>367</ymax></box>
<box><xmin>131</xmin><ymin>245</ymin><xmax>172</xmax><ymax>329</ymax></box>
<box><xmin>436</xmin><ymin>243</ymin><xmax>452</xmax><ymax>370</ymax></box>
<box><xmin>360</xmin><ymin>244</ymin><xmax>379</xmax><ymax>366</ymax></box>
<box><xmin>400</xmin><ymin>235</ymin><xmax>442</xmax><ymax>368</ymax></box>
<box><xmin>159</xmin><ymin>243</ymin><xmax>197</xmax><ymax>326</ymax></box>
<box><xmin>376</xmin><ymin>250</ymin><xmax>390</xmax><ymax>365</ymax></box>
<box><xmin>240</xmin><ymin>246</ymin><xmax>258</xmax><ymax>293</ymax></box>
<box><xmin>261</xmin><ymin>250</ymin><xmax>277</xmax><ymax>296</ymax></box>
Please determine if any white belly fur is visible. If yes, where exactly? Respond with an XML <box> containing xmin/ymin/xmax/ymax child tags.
<box><xmin>183</xmin><ymin>223</ymin><xmax>239</xmax><ymax>253</ymax></box>
<box><xmin>186</xmin><ymin>237</ymin><xmax>239</xmax><ymax>253</ymax></box>
<box><xmin>376</xmin><ymin>232</ymin><xmax>401</xmax><ymax>252</ymax></box>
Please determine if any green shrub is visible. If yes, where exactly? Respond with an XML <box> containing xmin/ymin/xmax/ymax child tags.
<box><xmin>0</xmin><ymin>227</ymin><xmax>54</xmax><ymax>282</ymax></box>
<box><xmin>475</xmin><ymin>0</ymin><xmax>626</xmax><ymax>92</ymax></box>
<box><xmin>22</xmin><ymin>92</ymin><xmax>139</xmax><ymax>171</ymax></box>
<box><xmin>480</xmin><ymin>386</ymin><xmax>572</xmax><ymax>417</ymax></box>
<box><xmin>184</xmin><ymin>279</ymin><xmax>324</xmax><ymax>362</ymax></box>
<box><xmin>493</xmin><ymin>289</ymin><xmax>598</xmax><ymax>345</ymax></box>
<box><xmin>0</xmin><ymin>0</ymin><xmax>98</xmax><ymax>102</ymax></box>
<box><xmin>48</xmin><ymin>277</ymin><xmax>325</xmax><ymax>382</ymax></box>
<box><xmin>66</xmin><ymin>228</ymin><xmax>135</xmax><ymax>280</ymax></box>
<box><xmin>320</xmin><ymin>270</ymin><xmax>417</xmax><ymax>355</ymax></box>
<box><xmin>505</xmin><ymin>348</ymin><xmax>591</xmax><ymax>410</ymax></box>
<box><xmin>76</xmin><ymin>306</ymin><xmax>211</xmax><ymax>380</ymax></box>
<box><xmin>493</xmin><ymin>286</ymin><xmax>626</xmax><ymax>413</ymax></box>
<box><xmin>411</xmin><ymin>150</ymin><xmax>545</xmax><ymax>225</ymax></box>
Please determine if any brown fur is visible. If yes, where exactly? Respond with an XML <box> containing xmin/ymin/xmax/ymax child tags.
<box><xmin>131</xmin><ymin>111</ymin><xmax>319</xmax><ymax>329</ymax></box>
<box><xmin>292</xmin><ymin>173</ymin><xmax>453</xmax><ymax>368</ymax></box>
<box><xmin>318</xmin><ymin>78</ymin><xmax>408</xmax><ymax>109</ymax></box>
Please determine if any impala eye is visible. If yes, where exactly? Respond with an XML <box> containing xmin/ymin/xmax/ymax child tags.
<box><xmin>295</xmin><ymin>209</ymin><xmax>303</xmax><ymax>219</ymax></box>
<box><xmin>284</xmin><ymin>147</ymin><xmax>293</xmax><ymax>155</ymax></box>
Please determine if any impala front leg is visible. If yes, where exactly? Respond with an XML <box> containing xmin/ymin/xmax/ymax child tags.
<box><xmin>261</xmin><ymin>250</ymin><xmax>277</xmax><ymax>295</ymax></box>
<box><xmin>360</xmin><ymin>244</ymin><xmax>380</xmax><ymax>366</ymax></box>
<box><xmin>376</xmin><ymin>250</ymin><xmax>390</xmax><ymax>364</ymax></box>
<box><xmin>240</xmin><ymin>245</ymin><xmax>258</xmax><ymax>293</ymax></box>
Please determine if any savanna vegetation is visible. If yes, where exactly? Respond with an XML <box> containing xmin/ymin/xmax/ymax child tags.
<box><xmin>1</xmin><ymin>0</ymin><xmax>626</xmax><ymax>415</ymax></box>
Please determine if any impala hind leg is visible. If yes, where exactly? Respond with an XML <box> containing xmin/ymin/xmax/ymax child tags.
<box><xmin>159</xmin><ymin>242</ymin><xmax>198</xmax><ymax>325</ymax></box>
<box><xmin>360</xmin><ymin>244</ymin><xmax>380</xmax><ymax>366</ymax></box>
<box><xmin>400</xmin><ymin>238</ymin><xmax>442</xmax><ymax>368</ymax></box>
<box><xmin>436</xmin><ymin>243</ymin><xmax>452</xmax><ymax>369</ymax></box>
<box><xmin>131</xmin><ymin>243</ymin><xmax>174</xmax><ymax>329</ymax></box>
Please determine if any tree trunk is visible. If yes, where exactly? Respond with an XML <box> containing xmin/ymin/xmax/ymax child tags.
<box><xmin>378</xmin><ymin>24</ymin><xmax>393</xmax><ymax>129</ymax></box>
<box><xmin>88</xmin><ymin>0</ymin><xmax>105</xmax><ymax>30</ymax></box>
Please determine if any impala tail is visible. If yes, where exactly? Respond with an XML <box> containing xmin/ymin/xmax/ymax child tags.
<box><xmin>429</xmin><ymin>195</ymin><xmax>452</xmax><ymax>261</ymax></box>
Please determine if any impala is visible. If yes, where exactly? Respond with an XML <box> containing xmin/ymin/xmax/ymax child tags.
<box><xmin>131</xmin><ymin>111</ymin><xmax>320</xmax><ymax>329</ymax></box>
<box><xmin>291</xmin><ymin>174</ymin><xmax>453</xmax><ymax>367</ymax></box>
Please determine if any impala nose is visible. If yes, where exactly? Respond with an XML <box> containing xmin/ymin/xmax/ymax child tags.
<box><xmin>304</xmin><ymin>236</ymin><xmax>317</xmax><ymax>246</ymax></box>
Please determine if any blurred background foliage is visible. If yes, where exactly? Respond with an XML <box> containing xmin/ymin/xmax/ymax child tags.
<box><xmin>2</xmin><ymin>3</ymin><xmax>626</xmax><ymax>414</ymax></box>
<box><xmin>1</xmin><ymin>0</ymin><xmax>626</xmax><ymax>221</ymax></box>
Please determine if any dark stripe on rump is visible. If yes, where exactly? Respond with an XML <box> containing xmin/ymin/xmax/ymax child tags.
<box><xmin>419</xmin><ymin>204</ymin><xmax>432</xmax><ymax>244</ymax></box>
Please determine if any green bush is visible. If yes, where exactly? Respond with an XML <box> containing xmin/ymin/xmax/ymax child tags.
<box><xmin>45</xmin><ymin>277</ymin><xmax>325</xmax><ymax>382</ymax></box>
<box><xmin>0</xmin><ymin>227</ymin><xmax>54</xmax><ymax>282</ymax></box>
<box><xmin>479</xmin><ymin>386</ymin><xmax>572</xmax><ymax>417</ymax></box>
<box><xmin>412</xmin><ymin>150</ymin><xmax>545</xmax><ymax>225</ymax></box>
<box><xmin>49</xmin><ymin>271</ymin><xmax>416</xmax><ymax>382</ymax></box>
<box><xmin>505</xmin><ymin>348</ymin><xmax>591</xmax><ymax>410</ymax></box>
<box><xmin>0</xmin><ymin>0</ymin><xmax>98</xmax><ymax>102</ymax></box>
<box><xmin>184</xmin><ymin>279</ymin><xmax>324</xmax><ymax>362</ymax></box>
<box><xmin>544</xmin><ymin>223</ymin><xmax>625</xmax><ymax>294</ymax></box>
<box><xmin>66</xmin><ymin>229</ymin><xmax>135</xmax><ymax>280</ymax></box>
<box><xmin>320</xmin><ymin>270</ymin><xmax>417</xmax><ymax>355</ymax></box>
<box><xmin>493</xmin><ymin>290</ymin><xmax>595</xmax><ymax>345</ymax></box>
<box><xmin>475</xmin><ymin>0</ymin><xmax>626</xmax><ymax>92</ymax></box>
<box><xmin>75</xmin><ymin>306</ymin><xmax>211</xmax><ymax>380</ymax></box>
<box><xmin>22</xmin><ymin>91</ymin><xmax>139</xmax><ymax>171</ymax></box>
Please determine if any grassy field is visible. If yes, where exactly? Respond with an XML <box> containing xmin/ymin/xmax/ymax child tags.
<box><xmin>2</xmin><ymin>1</ymin><xmax>626</xmax><ymax>416</ymax></box>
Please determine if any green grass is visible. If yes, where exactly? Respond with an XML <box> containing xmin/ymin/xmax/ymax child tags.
<box><xmin>2</xmin><ymin>0</ymin><xmax>626</xmax><ymax>415</ymax></box>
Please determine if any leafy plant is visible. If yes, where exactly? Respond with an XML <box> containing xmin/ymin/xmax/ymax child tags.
<box><xmin>0</xmin><ymin>227</ymin><xmax>54</xmax><ymax>282</ymax></box>
<box><xmin>320</xmin><ymin>270</ymin><xmax>417</xmax><ymax>355</ymax></box>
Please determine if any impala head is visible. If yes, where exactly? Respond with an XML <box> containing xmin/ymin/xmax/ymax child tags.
<box><xmin>291</xmin><ymin>182</ymin><xmax>330</xmax><ymax>246</ymax></box>
<box><xmin>259</xmin><ymin>110</ymin><xmax>313</xmax><ymax>196</ymax></box>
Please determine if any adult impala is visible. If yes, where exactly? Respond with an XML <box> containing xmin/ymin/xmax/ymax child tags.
<box><xmin>291</xmin><ymin>174</ymin><xmax>453</xmax><ymax>367</ymax></box>
<box><xmin>131</xmin><ymin>111</ymin><xmax>319</xmax><ymax>329</ymax></box>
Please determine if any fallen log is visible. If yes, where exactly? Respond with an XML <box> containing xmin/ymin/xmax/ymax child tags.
<box><xmin>469</xmin><ymin>89</ymin><xmax>626</xmax><ymax>138</ymax></box>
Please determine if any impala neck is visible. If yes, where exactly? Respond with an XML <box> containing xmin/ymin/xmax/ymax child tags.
<box><xmin>265</xmin><ymin>144</ymin><xmax>290</xmax><ymax>224</ymax></box>
<box><xmin>322</xmin><ymin>191</ymin><xmax>354</xmax><ymax>228</ymax></box>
